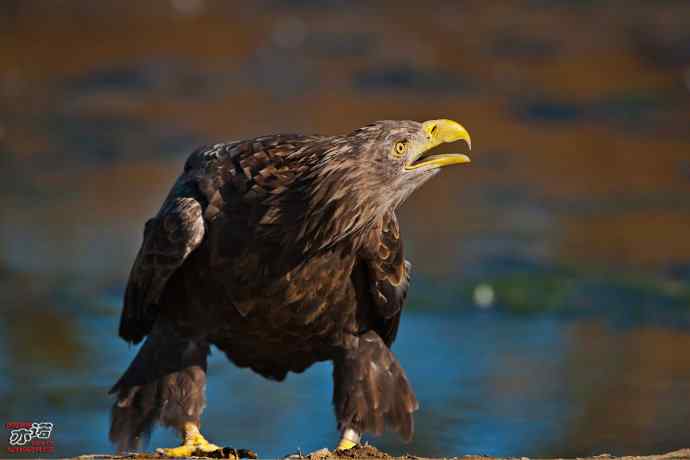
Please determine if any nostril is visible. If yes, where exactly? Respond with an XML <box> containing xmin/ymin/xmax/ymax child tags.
<box><xmin>430</xmin><ymin>124</ymin><xmax>437</xmax><ymax>136</ymax></box>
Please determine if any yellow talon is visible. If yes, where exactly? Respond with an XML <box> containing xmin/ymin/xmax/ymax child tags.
<box><xmin>156</xmin><ymin>422</ymin><xmax>222</xmax><ymax>457</ymax></box>
<box><xmin>336</xmin><ymin>438</ymin><xmax>357</xmax><ymax>450</ymax></box>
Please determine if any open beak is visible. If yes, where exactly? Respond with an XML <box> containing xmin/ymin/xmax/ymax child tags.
<box><xmin>404</xmin><ymin>119</ymin><xmax>472</xmax><ymax>171</ymax></box>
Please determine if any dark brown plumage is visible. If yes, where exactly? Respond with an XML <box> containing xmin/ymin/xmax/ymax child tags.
<box><xmin>109</xmin><ymin>119</ymin><xmax>471</xmax><ymax>453</ymax></box>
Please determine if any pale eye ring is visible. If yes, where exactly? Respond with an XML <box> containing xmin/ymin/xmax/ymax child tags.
<box><xmin>394</xmin><ymin>142</ymin><xmax>406</xmax><ymax>155</ymax></box>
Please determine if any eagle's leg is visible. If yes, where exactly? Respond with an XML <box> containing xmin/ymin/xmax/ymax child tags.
<box><xmin>153</xmin><ymin>346</ymin><xmax>220</xmax><ymax>457</ymax></box>
<box><xmin>332</xmin><ymin>331</ymin><xmax>419</xmax><ymax>450</ymax></box>
<box><xmin>156</xmin><ymin>422</ymin><xmax>221</xmax><ymax>457</ymax></box>
<box><xmin>110</xmin><ymin>321</ymin><xmax>219</xmax><ymax>456</ymax></box>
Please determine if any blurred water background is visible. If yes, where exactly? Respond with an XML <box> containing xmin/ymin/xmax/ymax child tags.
<box><xmin>1</xmin><ymin>1</ymin><xmax>690</xmax><ymax>458</ymax></box>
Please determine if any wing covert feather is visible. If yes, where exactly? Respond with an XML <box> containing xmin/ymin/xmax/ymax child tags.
<box><xmin>357</xmin><ymin>211</ymin><xmax>411</xmax><ymax>346</ymax></box>
<box><xmin>119</xmin><ymin>181</ymin><xmax>205</xmax><ymax>344</ymax></box>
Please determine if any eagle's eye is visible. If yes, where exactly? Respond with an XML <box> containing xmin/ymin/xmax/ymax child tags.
<box><xmin>394</xmin><ymin>142</ymin><xmax>407</xmax><ymax>157</ymax></box>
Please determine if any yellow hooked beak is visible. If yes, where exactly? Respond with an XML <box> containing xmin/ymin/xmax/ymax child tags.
<box><xmin>404</xmin><ymin>119</ymin><xmax>472</xmax><ymax>171</ymax></box>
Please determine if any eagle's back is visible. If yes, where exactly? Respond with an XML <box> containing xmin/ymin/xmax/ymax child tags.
<box><xmin>119</xmin><ymin>135</ymin><xmax>315</xmax><ymax>344</ymax></box>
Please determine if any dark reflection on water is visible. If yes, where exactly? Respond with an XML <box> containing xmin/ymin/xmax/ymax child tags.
<box><xmin>1</xmin><ymin>1</ymin><xmax>690</xmax><ymax>458</ymax></box>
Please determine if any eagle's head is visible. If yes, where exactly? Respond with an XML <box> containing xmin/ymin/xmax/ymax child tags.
<box><xmin>345</xmin><ymin>118</ymin><xmax>471</xmax><ymax>209</ymax></box>
<box><xmin>301</xmin><ymin>119</ymin><xmax>471</xmax><ymax>251</ymax></box>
